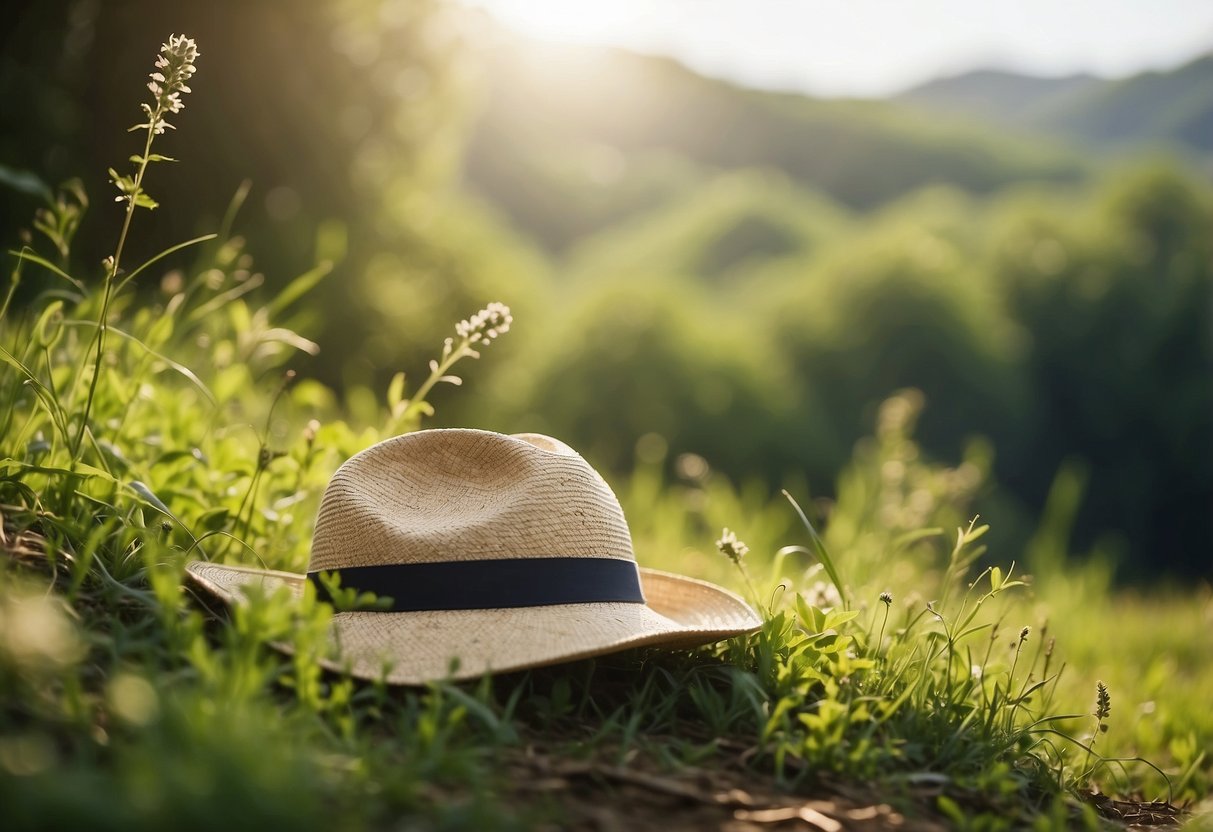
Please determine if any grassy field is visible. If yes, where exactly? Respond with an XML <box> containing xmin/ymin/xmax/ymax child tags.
<box><xmin>2</xmin><ymin>33</ymin><xmax>1210</xmax><ymax>832</ymax></box>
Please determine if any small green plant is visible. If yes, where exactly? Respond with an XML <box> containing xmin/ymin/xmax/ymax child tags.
<box><xmin>313</xmin><ymin>570</ymin><xmax>394</xmax><ymax>612</ymax></box>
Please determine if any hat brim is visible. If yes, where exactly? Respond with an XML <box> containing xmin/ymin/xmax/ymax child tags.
<box><xmin>185</xmin><ymin>561</ymin><xmax>762</xmax><ymax>685</ymax></box>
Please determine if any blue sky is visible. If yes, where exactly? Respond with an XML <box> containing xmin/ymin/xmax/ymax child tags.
<box><xmin>463</xmin><ymin>0</ymin><xmax>1213</xmax><ymax>96</ymax></box>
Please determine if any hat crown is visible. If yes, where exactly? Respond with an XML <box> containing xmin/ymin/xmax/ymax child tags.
<box><xmin>308</xmin><ymin>430</ymin><xmax>635</xmax><ymax>572</ymax></box>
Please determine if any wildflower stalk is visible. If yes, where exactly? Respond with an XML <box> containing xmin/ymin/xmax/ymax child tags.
<box><xmin>399</xmin><ymin>344</ymin><xmax>470</xmax><ymax>424</ymax></box>
<box><xmin>1081</xmin><ymin>681</ymin><xmax>1111</xmax><ymax>787</ymax></box>
<box><xmin>390</xmin><ymin>303</ymin><xmax>511</xmax><ymax>433</ymax></box>
<box><xmin>875</xmin><ymin>591</ymin><xmax>893</xmax><ymax>657</ymax></box>
<box><xmin>229</xmin><ymin>371</ymin><xmax>295</xmax><ymax>554</ymax></box>
<box><xmin>74</xmin><ymin>144</ymin><xmax>148</xmax><ymax>457</ymax></box>
<box><xmin>73</xmin><ymin>35</ymin><xmax>198</xmax><ymax>460</ymax></box>
<box><xmin>716</xmin><ymin>528</ymin><xmax>760</xmax><ymax>607</ymax></box>
<box><xmin>1005</xmin><ymin>626</ymin><xmax>1030</xmax><ymax>731</ymax></box>
<box><xmin>927</xmin><ymin>601</ymin><xmax>959</xmax><ymax>701</ymax></box>
<box><xmin>1009</xmin><ymin>626</ymin><xmax>1029</xmax><ymax>690</ymax></box>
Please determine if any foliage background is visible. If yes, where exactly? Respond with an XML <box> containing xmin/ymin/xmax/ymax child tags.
<box><xmin>1</xmin><ymin>1</ymin><xmax>1212</xmax><ymax>826</ymax></box>
<box><xmin>2</xmin><ymin>0</ymin><xmax>1210</xmax><ymax>582</ymax></box>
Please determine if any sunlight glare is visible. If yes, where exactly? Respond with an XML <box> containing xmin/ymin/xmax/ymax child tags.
<box><xmin>464</xmin><ymin>0</ymin><xmax>660</xmax><ymax>46</ymax></box>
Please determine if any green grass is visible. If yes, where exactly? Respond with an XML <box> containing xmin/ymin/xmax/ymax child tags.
<box><xmin>1</xmin><ymin>32</ymin><xmax>1210</xmax><ymax>832</ymax></box>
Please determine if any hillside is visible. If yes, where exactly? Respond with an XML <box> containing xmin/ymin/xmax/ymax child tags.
<box><xmin>562</xmin><ymin>169</ymin><xmax>853</xmax><ymax>285</ymax></box>
<box><xmin>894</xmin><ymin>69</ymin><xmax>1102</xmax><ymax>127</ymax></box>
<box><xmin>896</xmin><ymin>53</ymin><xmax>1213</xmax><ymax>154</ymax></box>
<box><xmin>459</xmin><ymin>41</ymin><xmax>1089</xmax><ymax>252</ymax></box>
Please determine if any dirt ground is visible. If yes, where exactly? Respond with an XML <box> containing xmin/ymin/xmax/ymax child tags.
<box><xmin>503</xmin><ymin>745</ymin><xmax>1186</xmax><ymax>831</ymax></box>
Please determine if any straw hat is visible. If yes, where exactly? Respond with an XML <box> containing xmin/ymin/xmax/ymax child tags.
<box><xmin>185</xmin><ymin>429</ymin><xmax>761</xmax><ymax>685</ymax></box>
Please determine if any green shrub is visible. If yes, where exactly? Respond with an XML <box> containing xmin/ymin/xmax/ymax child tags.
<box><xmin>988</xmin><ymin>164</ymin><xmax>1213</xmax><ymax>577</ymax></box>
<box><xmin>485</xmin><ymin>274</ymin><xmax>813</xmax><ymax>478</ymax></box>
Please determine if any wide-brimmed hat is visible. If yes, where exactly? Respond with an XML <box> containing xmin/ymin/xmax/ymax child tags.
<box><xmin>186</xmin><ymin>429</ymin><xmax>761</xmax><ymax>685</ymax></box>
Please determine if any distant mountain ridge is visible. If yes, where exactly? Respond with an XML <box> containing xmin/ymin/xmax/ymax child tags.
<box><xmin>459</xmin><ymin>36</ymin><xmax>1211</xmax><ymax>255</ymax></box>
<box><xmin>461</xmin><ymin>40</ymin><xmax>1088</xmax><ymax>252</ymax></box>
<box><xmin>894</xmin><ymin>54</ymin><xmax>1213</xmax><ymax>154</ymax></box>
<box><xmin>894</xmin><ymin>69</ymin><xmax>1103</xmax><ymax>126</ymax></box>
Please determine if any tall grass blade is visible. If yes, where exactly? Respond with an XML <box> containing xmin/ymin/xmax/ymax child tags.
<box><xmin>781</xmin><ymin>488</ymin><xmax>847</xmax><ymax>607</ymax></box>
<box><xmin>266</xmin><ymin>261</ymin><xmax>332</xmax><ymax>316</ymax></box>
<box><xmin>63</xmin><ymin>320</ymin><xmax>216</xmax><ymax>404</ymax></box>
<box><xmin>113</xmin><ymin>233</ymin><xmax>218</xmax><ymax>294</ymax></box>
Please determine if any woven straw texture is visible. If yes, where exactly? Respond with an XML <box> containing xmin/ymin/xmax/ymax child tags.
<box><xmin>187</xmin><ymin>562</ymin><xmax>759</xmax><ymax>684</ymax></box>
<box><xmin>186</xmin><ymin>429</ymin><xmax>761</xmax><ymax>685</ymax></box>
<box><xmin>309</xmin><ymin>430</ymin><xmax>634</xmax><ymax>570</ymax></box>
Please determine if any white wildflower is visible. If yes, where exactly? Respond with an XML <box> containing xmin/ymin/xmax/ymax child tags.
<box><xmin>715</xmin><ymin>527</ymin><xmax>749</xmax><ymax>564</ymax></box>
<box><xmin>455</xmin><ymin>302</ymin><xmax>512</xmax><ymax>346</ymax></box>
<box><xmin>140</xmin><ymin>34</ymin><xmax>199</xmax><ymax>135</ymax></box>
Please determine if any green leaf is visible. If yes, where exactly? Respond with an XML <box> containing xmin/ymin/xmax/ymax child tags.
<box><xmin>782</xmin><ymin>489</ymin><xmax>847</xmax><ymax>608</ymax></box>
<box><xmin>128</xmin><ymin>480</ymin><xmax>171</xmax><ymax>515</ymax></box>
<box><xmin>760</xmin><ymin>696</ymin><xmax>796</xmax><ymax>743</ymax></box>
<box><xmin>196</xmin><ymin>508</ymin><xmax>231</xmax><ymax>532</ymax></box>
<box><xmin>33</xmin><ymin>300</ymin><xmax>65</xmax><ymax>349</ymax></box>
<box><xmin>0</xmin><ymin>164</ymin><xmax>53</xmax><ymax>201</ymax></box>
<box><xmin>218</xmin><ymin>180</ymin><xmax>252</xmax><ymax>244</ymax></box>
<box><xmin>132</xmin><ymin>192</ymin><xmax>159</xmax><ymax>210</ymax></box>
<box><xmin>387</xmin><ymin>371</ymin><xmax>407</xmax><ymax>410</ymax></box>
<box><xmin>260</xmin><ymin>326</ymin><xmax>319</xmax><ymax>356</ymax></box>
<box><xmin>62</xmin><ymin>320</ymin><xmax>216</xmax><ymax>405</ymax></box>
<box><xmin>96</xmin><ymin>440</ymin><xmax>131</xmax><ymax>471</ymax></box>
<box><xmin>1012</xmin><ymin>678</ymin><xmax>1051</xmax><ymax>705</ymax></box>
<box><xmin>794</xmin><ymin>593</ymin><xmax>815</xmax><ymax>631</ymax></box>
<box><xmin>442</xmin><ymin>686</ymin><xmax>518</xmax><ymax>743</ymax></box>
<box><xmin>796</xmin><ymin>595</ymin><xmax>828</xmax><ymax>633</ymax></box>
<box><xmin>1</xmin><ymin>460</ymin><xmax>96</xmax><ymax>480</ymax></box>
<box><xmin>228</xmin><ymin>300</ymin><xmax>251</xmax><ymax>334</ymax></box>
<box><xmin>936</xmin><ymin>795</ymin><xmax>964</xmax><ymax>825</ymax></box>
<box><xmin>815</xmin><ymin>633</ymin><xmax>852</xmax><ymax>654</ymax></box>
<box><xmin>823</xmin><ymin>609</ymin><xmax>860</xmax><ymax>631</ymax></box>
<box><xmin>6</xmin><ymin>249</ymin><xmax>86</xmax><ymax>292</ymax></box>
<box><xmin>956</xmin><ymin>622</ymin><xmax>994</xmax><ymax>641</ymax></box>
<box><xmin>184</xmin><ymin>273</ymin><xmax>263</xmax><ymax>323</ymax></box>
<box><xmin>130</xmin><ymin>154</ymin><xmax>178</xmax><ymax>164</ymax></box>
<box><xmin>314</xmin><ymin>571</ymin><xmax>394</xmax><ymax>612</ymax></box>
<box><xmin>990</xmin><ymin>566</ymin><xmax>1003</xmax><ymax>592</ymax></box>
<box><xmin>152</xmin><ymin>447</ymin><xmax>208</xmax><ymax>466</ymax></box>
<box><xmin>266</xmin><ymin>260</ymin><xmax>332</xmax><ymax>315</ymax></box>
<box><xmin>77</xmin><ymin>463</ymin><xmax>120</xmax><ymax>484</ymax></box>
<box><xmin>0</xmin><ymin>343</ymin><xmax>71</xmax><ymax>442</ymax></box>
